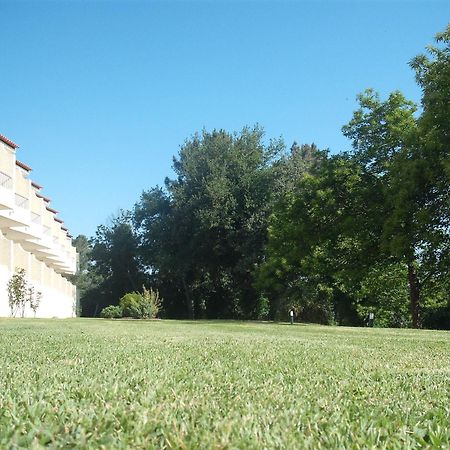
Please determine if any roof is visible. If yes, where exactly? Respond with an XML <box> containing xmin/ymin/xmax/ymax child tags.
<box><xmin>0</xmin><ymin>134</ymin><xmax>19</xmax><ymax>149</ymax></box>
<box><xmin>31</xmin><ymin>181</ymin><xmax>43</xmax><ymax>190</ymax></box>
<box><xmin>46</xmin><ymin>206</ymin><xmax>59</xmax><ymax>214</ymax></box>
<box><xmin>54</xmin><ymin>217</ymin><xmax>64</xmax><ymax>224</ymax></box>
<box><xmin>36</xmin><ymin>193</ymin><xmax>51</xmax><ymax>203</ymax></box>
<box><xmin>16</xmin><ymin>160</ymin><xmax>32</xmax><ymax>172</ymax></box>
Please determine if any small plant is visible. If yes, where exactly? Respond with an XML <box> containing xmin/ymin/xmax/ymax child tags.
<box><xmin>7</xmin><ymin>269</ymin><xmax>42</xmax><ymax>318</ymax></box>
<box><xmin>7</xmin><ymin>268</ymin><xmax>29</xmax><ymax>318</ymax></box>
<box><xmin>100</xmin><ymin>305</ymin><xmax>123</xmax><ymax>319</ymax></box>
<box><xmin>27</xmin><ymin>287</ymin><xmax>43</xmax><ymax>318</ymax></box>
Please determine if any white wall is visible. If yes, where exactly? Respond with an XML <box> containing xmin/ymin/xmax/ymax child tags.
<box><xmin>0</xmin><ymin>266</ymin><xmax>75</xmax><ymax>318</ymax></box>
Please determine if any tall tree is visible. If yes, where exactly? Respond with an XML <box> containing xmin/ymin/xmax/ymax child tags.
<box><xmin>343</xmin><ymin>29</ymin><xmax>450</xmax><ymax>328</ymax></box>
<box><xmin>273</xmin><ymin>142</ymin><xmax>326</xmax><ymax>195</ymax></box>
<box><xmin>408</xmin><ymin>24</ymin><xmax>450</xmax><ymax>327</ymax></box>
<box><xmin>70</xmin><ymin>235</ymin><xmax>95</xmax><ymax>316</ymax></box>
<box><xmin>134</xmin><ymin>187</ymin><xmax>195</xmax><ymax>318</ymax></box>
<box><xmin>258</xmin><ymin>152</ymin><xmax>381</xmax><ymax>324</ymax></box>
<box><xmin>342</xmin><ymin>89</ymin><xmax>424</xmax><ymax>326</ymax></box>
<box><xmin>135</xmin><ymin>126</ymin><xmax>284</xmax><ymax>319</ymax></box>
<box><xmin>80</xmin><ymin>213</ymin><xmax>146</xmax><ymax>316</ymax></box>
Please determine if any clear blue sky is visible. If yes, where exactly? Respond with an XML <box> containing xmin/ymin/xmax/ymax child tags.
<box><xmin>1</xmin><ymin>1</ymin><xmax>449</xmax><ymax>238</ymax></box>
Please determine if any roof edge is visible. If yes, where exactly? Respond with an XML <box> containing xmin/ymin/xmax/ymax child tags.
<box><xmin>31</xmin><ymin>181</ymin><xmax>43</xmax><ymax>190</ymax></box>
<box><xmin>16</xmin><ymin>160</ymin><xmax>32</xmax><ymax>172</ymax></box>
<box><xmin>0</xmin><ymin>134</ymin><xmax>19</xmax><ymax>149</ymax></box>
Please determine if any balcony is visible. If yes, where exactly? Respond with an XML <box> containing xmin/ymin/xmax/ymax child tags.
<box><xmin>0</xmin><ymin>210</ymin><xmax>25</xmax><ymax>229</ymax></box>
<box><xmin>31</xmin><ymin>212</ymin><xmax>41</xmax><ymax>225</ymax></box>
<box><xmin>43</xmin><ymin>225</ymin><xmax>51</xmax><ymax>237</ymax></box>
<box><xmin>0</xmin><ymin>171</ymin><xmax>14</xmax><ymax>210</ymax></box>
<box><xmin>15</xmin><ymin>193</ymin><xmax>29</xmax><ymax>209</ymax></box>
<box><xmin>26</xmin><ymin>213</ymin><xmax>43</xmax><ymax>241</ymax></box>
<box><xmin>31</xmin><ymin>233</ymin><xmax>74</xmax><ymax>270</ymax></box>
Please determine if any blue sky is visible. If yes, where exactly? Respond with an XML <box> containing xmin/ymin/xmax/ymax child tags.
<box><xmin>1</xmin><ymin>0</ymin><xmax>449</xmax><ymax>238</ymax></box>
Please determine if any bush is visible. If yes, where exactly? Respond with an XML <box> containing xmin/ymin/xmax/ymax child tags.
<box><xmin>119</xmin><ymin>287</ymin><xmax>162</xmax><ymax>319</ymax></box>
<box><xmin>100</xmin><ymin>305</ymin><xmax>123</xmax><ymax>319</ymax></box>
<box><xmin>422</xmin><ymin>304</ymin><xmax>450</xmax><ymax>330</ymax></box>
<box><xmin>141</xmin><ymin>286</ymin><xmax>162</xmax><ymax>319</ymax></box>
<box><xmin>119</xmin><ymin>293</ymin><xmax>143</xmax><ymax>318</ymax></box>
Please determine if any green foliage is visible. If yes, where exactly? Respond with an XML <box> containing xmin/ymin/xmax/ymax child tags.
<box><xmin>119</xmin><ymin>292</ymin><xmax>143</xmax><ymax>319</ymax></box>
<box><xmin>1</xmin><ymin>319</ymin><xmax>449</xmax><ymax>448</ymax></box>
<box><xmin>79</xmin><ymin>213</ymin><xmax>148</xmax><ymax>317</ymax></box>
<box><xmin>119</xmin><ymin>288</ymin><xmax>162</xmax><ymax>319</ymax></box>
<box><xmin>356</xmin><ymin>262</ymin><xmax>410</xmax><ymax>327</ymax></box>
<box><xmin>254</xmin><ymin>295</ymin><xmax>270</xmax><ymax>320</ymax></box>
<box><xmin>28</xmin><ymin>287</ymin><xmax>42</xmax><ymax>319</ymax></box>
<box><xmin>7</xmin><ymin>268</ymin><xmax>28</xmax><ymax>318</ymax></box>
<box><xmin>70</xmin><ymin>234</ymin><xmax>95</xmax><ymax>316</ymax></box>
<box><xmin>339</xmin><ymin>26</ymin><xmax>450</xmax><ymax>328</ymax></box>
<box><xmin>258</xmin><ymin>154</ymin><xmax>373</xmax><ymax>325</ymax></box>
<box><xmin>7</xmin><ymin>268</ymin><xmax>41</xmax><ymax>318</ymax></box>
<box><xmin>422</xmin><ymin>304</ymin><xmax>450</xmax><ymax>330</ymax></box>
<box><xmin>100</xmin><ymin>305</ymin><xmax>123</xmax><ymax>319</ymax></box>
<box><xmin>75</xmin><ymin>26</ymin><xmax>450</xmax><ymax>328</ymax></box>
<box><xmin>410</xmin><ymin>23</ymin><xmax>450</xmax><ymax>151</ymax></box>
<box><xmin>141</xmin><ymin>286</ymin><xmax>162</xmax><ymax>319</ymax></box>
<box><xmin>134</xmin><ymin>126</ymin><xmax>284</xmax><ymax>319</ymax></box>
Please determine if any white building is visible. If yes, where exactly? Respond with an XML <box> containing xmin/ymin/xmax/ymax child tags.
<box><xmin>0</xmin><ymin>134</ymin><xmax>77</xmax><ymax>318</ymax></box>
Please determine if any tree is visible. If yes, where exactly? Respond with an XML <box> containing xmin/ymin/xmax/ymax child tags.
<box><xmin>134</xmin><ymin>186</ymin><xmax>197</xmax><ymax>318</ymax></box>
<box><xmin>80</xmin><ymin>213</ymin><xmax>147</xmax><ymax>317</ymax></box>
<box><xmin>29</xmin><ymin>290</ymin><xmax>42</xmax><ymax>318</ymax></box>
<box><xmin>260</xmin><ymin>25</ymin><xmax>450</xmax><ymax>328</ymax></box>
<box><xmin>70</xmin><ymin>234</ymin><xmax>95</xmax><ymax>316</ymax></box>
<box><xmin>356</xmin><ymin>262</ymin><xmax>410</xmax><ymax>327</ymax></box>
<box><xmin>411</xmin><ymin>24</ymin><xmax>450</xmax><ymax>152</ymax></box>
<box><xmin>342</xmin><ymin>25</ymin><xmax>450</xmax><ymax>328</ymax></box>
<box><xmin>7</xmin><ymin>268</ymin><xmax>42</xmax><ymax>318</ymax></box>
<box><xmin>342</xmin><ymin>89</ymin><xmax>424</xmax><ymax>326</ymax></box>
<box><xmin>273</xmin><ymin>142</ymin><xmax>327</xmax><ymax>198</ymax></box>
<box><xmin>7</xmin><ymin>268</ymin><xmax>28</xmax><ymax>317</ymax></box>
<box><xmin>258</xmin><ymin>153</ymin><xmax>379</xmax><ymax>324</ymax></box>
<box><xmin>409</xmin><ymin>25</ymin><xmax>450</xmax><ymax>328</ymax></box>
<box><xmin>134</xmin><ymin>126</ymin><xmax>284</xmax><ymax>319</ymax></box>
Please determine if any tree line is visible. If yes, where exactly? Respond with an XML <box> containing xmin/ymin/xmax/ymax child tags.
<box><xmin>74</xmin><ymin>26</ymin><xmax>450</xmax><ymax>328</ymax></box>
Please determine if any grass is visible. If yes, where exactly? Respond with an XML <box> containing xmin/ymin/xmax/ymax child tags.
<box><xmin>0</xmin><ymin>319</ymin><xmax>449</xmax><ymax>449</ymax></box>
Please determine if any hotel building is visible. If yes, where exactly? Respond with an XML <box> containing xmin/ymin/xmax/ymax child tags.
<box><xmin>0</xmin><ymin>134</ymin><xmax>77</xmax><ymax>318</ymax></box>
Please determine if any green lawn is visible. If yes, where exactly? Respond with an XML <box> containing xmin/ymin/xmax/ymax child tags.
<box><xmin>0</xmin><ymin>319</ymin><xmax>449</xmax><ymax>449</ymax></box>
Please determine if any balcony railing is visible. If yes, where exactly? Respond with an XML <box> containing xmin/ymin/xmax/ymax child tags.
<box><xmin>31</xmin><ymin>212</ymin><xmax>41</xmax><ymax>224</ymax></box>
<box><xmin>0</xmin><ymin>171</ymin><xmax>13</xmax><ymax>189</ymax></box>
<box><xmin>43</xmin><ymin>225</ymin><xmax>51</xmax><ymax>237</ymax></box>
<box><xmin>15</xmin><ymin>193</ymin><xmax>29</xmax><ymax>209</ymax></box>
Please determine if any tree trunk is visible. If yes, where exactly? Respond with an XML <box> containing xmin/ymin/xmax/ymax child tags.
<box><xmin>182</xmin><ymin>275</ymin><xmax>194</xmax><ymax>320</ymax></box>
<box><xmin>407</xmin><ymin>263</ymin><xmax>421</xmax><ymax>328</ymax></box>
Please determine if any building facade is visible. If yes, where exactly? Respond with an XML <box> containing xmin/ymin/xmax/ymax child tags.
<box><xmin>0</xmin><ymin>134</ymin><xmax>77</xmax><ymax>318</ymax></box>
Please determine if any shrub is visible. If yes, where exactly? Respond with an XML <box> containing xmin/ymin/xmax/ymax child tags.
<box><xmin>100</xmin><ymin>305</ymin><xmax>123</xmax><ymax>319</ymax></box>
<box><xmin>119</xmin><ymin>293</ymin><xmax>143</xmax><ymax>318</ymax></box>
<box><xmin>422</xmin><ymin>304</ymin><xmax>450</xmax><ymax>330</ymax></box>
<box><xmin>141</xmin><ymin>286</ymin><xmax>162</xmax><ymax>319</ymax></box>
<box><xmin>119</xmin><ymin>287</ymin><xmax>162</xmax><ymax>319</ymax></box>
<box><xmin>29</xmin><ymin>290</ymin><xmax>42</xmax><ymax>318</ymax></box>
<box><xmin>255</xmin><ymin>295</ymin><xmax>270</xmax><ymax>320</ymax></box>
